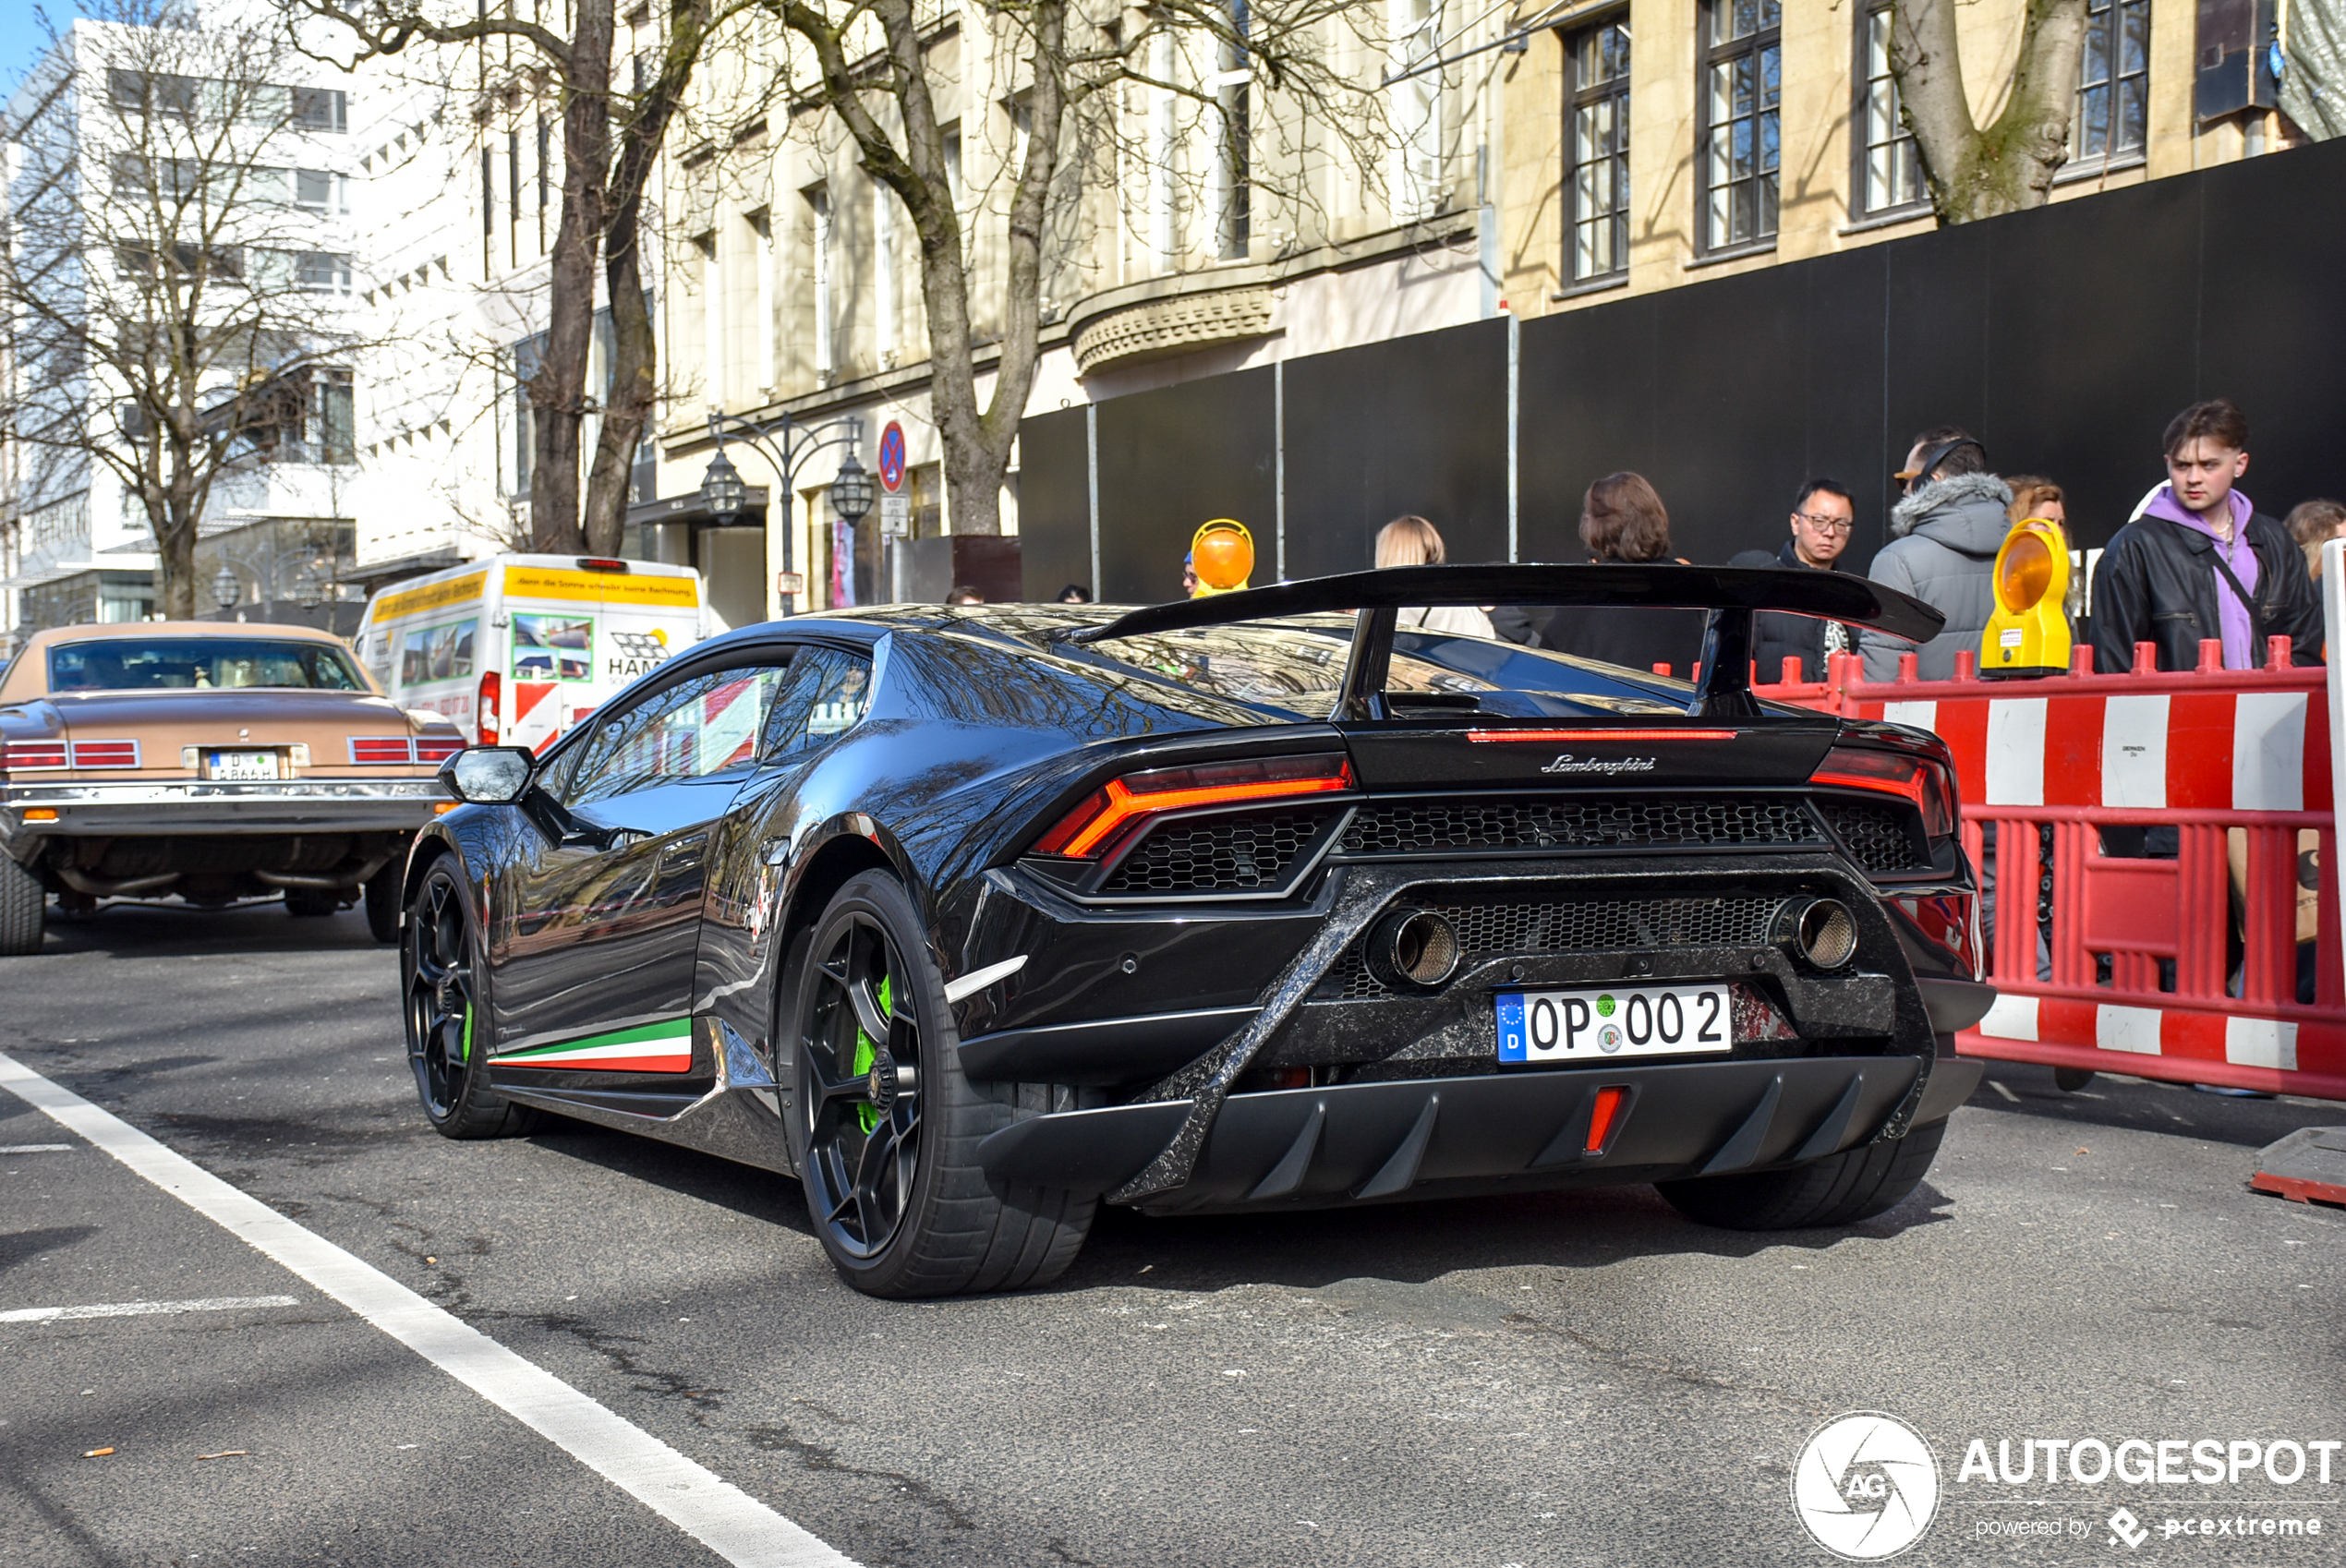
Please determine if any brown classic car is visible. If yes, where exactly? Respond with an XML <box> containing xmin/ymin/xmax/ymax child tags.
<box><xmin>0</xmin><ymin>621</ymin><xmax>465</xmax><ymax>954</ymax></box>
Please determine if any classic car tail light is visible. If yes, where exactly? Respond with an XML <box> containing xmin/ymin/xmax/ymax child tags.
<box><xmin>478</xmin><ymin>671</ymin><xmax>502</xmax><ymax>744</ymax></box>
<box><xmin>1032</xmin><ymin>754</ymin><xmax>1353</xmax><ymax>860</ymax></box>
<box><xmin>415</xmin><ymin>735</ymin><xmax>465</xmax><ymax>764</ymax></box>
<box><xmin>350</xmin><ymin>737</ymin><xmax>415</xmax><ymax>766</ymax></box>
<box><xmin>1809</xmin><ymin>746</ymin><xmax>1955</xmax><ymax>838</ymax></box>
<box><xmin>1</xmin><ymin>740</ymin><xmax>69</xmax><ymax>770</ymax></box>
<box><xmin>69</xmin><ymin>740</ymin><xmax>140</xmax><ymax>768</ymax></box>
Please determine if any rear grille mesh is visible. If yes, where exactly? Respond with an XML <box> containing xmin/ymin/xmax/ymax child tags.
<box><xmin>1098</xmin><ymin>808</ymin><xmax>1338</xmax><ymax>896</ymax></box>
<box><xmin>1817</xmin><ymin>797</ymin><xmax>1929</xmax><ymax>874</ymax></box>
<box><xmin>1339</xmin><ymin>795</ymin><xmax>1821</xmax><ymax>857</ymax></box>
<box><xmin>1322</xmin><ymin>894</ymin><xmax>1782</xmax><ymax>997</ymax></box>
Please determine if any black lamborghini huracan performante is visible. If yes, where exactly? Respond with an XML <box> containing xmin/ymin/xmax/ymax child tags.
<box><xmin>405</xmin><ymin>566</ymin><xmax>1989</xmax><ymax>1297</ymax></box>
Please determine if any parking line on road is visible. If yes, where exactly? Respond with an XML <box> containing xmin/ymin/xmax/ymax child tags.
<box><xmin>2</xmin><ymin>1142</ymin><xmax>76</xmax><ymax>1152</ymax></box>
<box><xmin>0</xmin><ymin>1295</ymin><xmax>300</xmax><ymax>1323</ymax></box>
<box><xmin>0</xmin><ymin>1052</ymin><xmax>859</xmax><ymax>1568</ymax></box>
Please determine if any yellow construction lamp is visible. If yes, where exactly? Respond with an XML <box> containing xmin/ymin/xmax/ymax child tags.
<box><xmin>1190</xmin><ymin>519</ymin><xmax>1254</xmax><ymax>597</ymax></box>
<box><xmin>1981</xmin><ymin>516</ymin><xmax>2072</xmax><ymax>678</ymax></box>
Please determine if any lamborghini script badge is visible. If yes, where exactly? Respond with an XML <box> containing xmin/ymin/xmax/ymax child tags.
<box><xmin>1540</xmin><ymin>754</ymin><xmax>1658</xmax><ymax>775</ymax></box>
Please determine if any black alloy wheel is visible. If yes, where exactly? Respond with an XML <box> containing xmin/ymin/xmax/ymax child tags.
<box><xmin>403</xmin><ymin>862</ymin><xmax>534</xmax><ymax>1139</ymax></box>
<box><xmin>790</xmin><ymin>871</ymin><xmax>1094</xmax><ymax>1297</ymax></box>
<box><xmin>800</xmin><ymin>911</ymin><xmax>925</xmax><ymax>1260</ymax></box>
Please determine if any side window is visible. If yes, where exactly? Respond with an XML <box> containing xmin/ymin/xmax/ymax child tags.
<box><xmin>759</xmin><ymin>647</ymin><xmax>872</xmax><ymax>763</ymax></box>
<box><xmin>563</xmin><ymin>664</ymin><xmax>792</xmax><ymax>806</ymax></box>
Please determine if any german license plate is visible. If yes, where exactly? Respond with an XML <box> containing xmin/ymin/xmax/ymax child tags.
<box><xmin>1496</xmin><ymin>984</ymin><xmax>1733</xmax><ymax>1064</ymax></box>
<box><xmin>207</xmin><ymin>750</ymin><xmax>280</xmax><ymax>781</ymax></box>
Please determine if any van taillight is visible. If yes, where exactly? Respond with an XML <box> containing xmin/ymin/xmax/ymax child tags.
<box><xmin>478</xmin><ymin>671</ymin><xmax>502</xmax><ymax>744</ymax></box>
<box><xmin>575</xmin><ymin>557</ymin><xmax>629</xmax><ymax>573</ymax></box>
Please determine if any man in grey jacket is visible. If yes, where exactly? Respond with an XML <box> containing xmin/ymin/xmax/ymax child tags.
<box><xmin>1860</xmin><ymin>427</ymin><xmax>2013</xmax><ymax>680</ymax></box>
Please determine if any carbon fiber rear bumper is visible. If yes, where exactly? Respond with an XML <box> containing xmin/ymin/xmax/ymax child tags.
<box><xmin>977</xmin><ymin>1053</ymin><xmax>1980</xmax><ymax>1212</ymax></box>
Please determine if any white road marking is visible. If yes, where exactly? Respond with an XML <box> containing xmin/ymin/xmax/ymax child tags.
<box><xmin>0</xmin><ymin>1051</ymin><xmax>857</xmax><ymax>1568</ymax></box>
<box><xmin>1</xmin><ymin>1142</ymin><xmax>75</xmax><ymax>1153</ymax></box>
<box><xmin>0</xmin><ymin>1296</ymin><xmax>299</xmax><ymax>1324</ymax></box>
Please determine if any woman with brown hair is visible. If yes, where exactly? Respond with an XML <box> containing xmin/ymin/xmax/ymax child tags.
<box><xmin>2286</xmin><ymin>498</ymin><xmax>2346</xmax><ymax>580</ymax></box>
<box><xmin>1535</xmin><ymin>472</ymin><xmax>1705</xmax><ymax>674</ymax></box>
<box><xmin>1373</xmin><ymin>515</ymin><xmax>1496</xmax><ymax>638</ymax></box>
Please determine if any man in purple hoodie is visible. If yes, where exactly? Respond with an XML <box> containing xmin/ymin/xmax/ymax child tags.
<box><xmin>2089</xmin><ymin>399</ymin><xmax>2323</xmax><ymax>673</ymax></box>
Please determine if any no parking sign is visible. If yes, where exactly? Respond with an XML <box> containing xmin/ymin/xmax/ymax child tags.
<box><xmin>877</xmin><ymin>420</ymin><xmax>910</xmax><ymax>537</ymax></box>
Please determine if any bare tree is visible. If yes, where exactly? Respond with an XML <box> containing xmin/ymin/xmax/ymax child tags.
<box><xmin>0</xmin><ymin>2</ymin><xmax>370</xmax><ymax>618</ymax></box>
<box><xmin>298</xmin><ymin>0</ymin><xmax>757</xmax><ymax>555</ymax></box>
<box><xmin>766</xmin><ymin>0</ymin><xmax>1382</xmax><ymax>538</ymax></box>
<box><xmin>1891</xmin><ymin>0</ymin><xmax>2091</xmax><ymax>224</ymax></box>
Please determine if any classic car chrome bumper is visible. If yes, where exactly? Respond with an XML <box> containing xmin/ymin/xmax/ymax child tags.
<box><xmin>0</xmin><ymin>778</ymin><xmax>451</xmax><ymax>841</ymax></box>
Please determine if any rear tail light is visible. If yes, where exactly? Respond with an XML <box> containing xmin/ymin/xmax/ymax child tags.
<box><xmin>415</xmin><ymin>736</ymin><xmax>464</xmax><ymax>764</ymax></box>
<box><xmin>350</xmin><ymin>737</ymin><xmax>415</xmax><ymax>765</ymax></box>
<box><xmin>478</xmin><ymin>671</ymin><xmax>502</xmax><ymax>744</ymax></box>
<box><xmin>1031</xmin><ymin>753</ymin><xmax>1353</xmax><ymax>861</ymax></box>
<box><xmin>1809</xmin><ymin>745</ymin><xmax>1955</xmax><ymax>838</ymax></box>
<box><xmin>575</xmin><ymin>557</ymin><xmax>630</xmax><ymax>573</ymax></box>
<box><xmin>70</xmin><ymin>740</ymin><xmax>140</xmax><ymax>768</ymax></box>
<box><xmin>3</xmin><ymin>740</ymin><xmax>70</xmax><ymax>770</ymax></box>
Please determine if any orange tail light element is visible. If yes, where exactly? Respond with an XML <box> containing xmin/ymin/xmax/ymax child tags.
<box><xmin>1033</xmin><ymin>754</ymin><xmax>1352</xmax><ymax>860</ymax></box>
<box><xmin>1586</xmin><ymin>1086</ymin><xmax>1628</xmax><ymax>1154</ymax></box>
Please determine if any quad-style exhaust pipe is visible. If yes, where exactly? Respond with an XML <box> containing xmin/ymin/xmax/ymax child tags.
<box><xmin>1366</xmin><ymin>907</ymin><xmax>1462</xmax><ymax>991</ymax></box>
<box><xmin>1775</xmin><ymin>897</ymin><xmax>1858</xmax><ymax>970</ymax></box>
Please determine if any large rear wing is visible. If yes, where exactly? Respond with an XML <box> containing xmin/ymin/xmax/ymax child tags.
<box><xmin>1055</xmin><ymin>563</ymin><xmax>1943</xmax><ymax>719</ymax></box>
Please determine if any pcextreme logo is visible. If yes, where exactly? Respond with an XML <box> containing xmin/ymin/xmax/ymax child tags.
<box><xmin>1793</xmin><ymin>1412</ymin><xmax>1942</xmax><ymax>1561</ymax></box>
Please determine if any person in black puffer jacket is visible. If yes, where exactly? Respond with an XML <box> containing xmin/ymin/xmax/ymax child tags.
<box><xmin>1729</xmin><ymin>476</ymin><xmax>1857</xmax><ymax>683</ymax></box>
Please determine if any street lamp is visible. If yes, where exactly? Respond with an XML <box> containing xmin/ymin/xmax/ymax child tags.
<box><xmin>212</xmin><ymin>564</ymin><xmax>239</xmax><ymax>611</ymax></box>
<box><xmin>698</xmin><ymin>447</ymin><xmax>747</xmax><ymax>525</ymax></box>
<box><xmin>830</xmin><ymin>452</ymin><xmax>874</xmax><ymax>525</ymax></box>
<box><xmin>696</xmin><ymin>409</ymin><xmax>865</xmax><ymax>617</ymax></box>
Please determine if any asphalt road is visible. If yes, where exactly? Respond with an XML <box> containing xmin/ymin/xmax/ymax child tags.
<box><xmin>3</xmin><ymin>902</ymin><xmax>2342</xmax><ymax>1568</ymax></box>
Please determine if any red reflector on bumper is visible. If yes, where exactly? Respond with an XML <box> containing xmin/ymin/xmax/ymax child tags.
<box><xmin>1586</xmin><ymin>1086</ymin><xmax>1627</xmax><ymax>1153</ymax></box>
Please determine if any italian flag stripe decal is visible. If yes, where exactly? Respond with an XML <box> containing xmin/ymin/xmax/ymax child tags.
<box><xmin>499</xmin><ymin>1018</ymin><xmax>694</xmax><ymax>1074</ymax></box>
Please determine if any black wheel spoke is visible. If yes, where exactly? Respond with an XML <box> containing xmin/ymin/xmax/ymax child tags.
<box><xmin>798</xmin><ymin>908</ymin><xmax>925</xmax><ymax>1261</ymax></box>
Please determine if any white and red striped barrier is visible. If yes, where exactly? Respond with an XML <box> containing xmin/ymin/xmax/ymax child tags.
<box><xmin>1755</xmin><ymin>640</ymin><xmax>2346</xmax><ymax>1103</ymax></box>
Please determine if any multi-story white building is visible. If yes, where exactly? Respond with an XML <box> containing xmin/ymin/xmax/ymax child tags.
<box><xmin>0</xmin><ymin>10</ymin><xmax>366</xmax><ymax>644</ymax></box>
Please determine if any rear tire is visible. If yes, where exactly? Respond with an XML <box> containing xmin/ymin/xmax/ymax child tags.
<box><xmin>364</xmin><ymin>862</ymin><xmax>403</xmax><ymax>945</ymax></box>
<box><xmin>1657</xmin><ymin>1118</ymin><xmax>1947</xmax><ymax>1230</ymax></box>
<box><xmin>786</xmin><ymin>870</ymin><xmax>1094</xmax><ymax>1297</ymax></box>
<box><xmin>403</xmin><ymin>861</ymin><xmax>536</xmax><ymax>1139</ymax></box>
<box><xmin>0</xmin><ymin>855</ymin><xmax>45</xmax><ymax>956</ymax></box>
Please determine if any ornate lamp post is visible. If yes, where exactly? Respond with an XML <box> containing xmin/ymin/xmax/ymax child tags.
<box><xmin>697</xmin><ymin>411</ymin><xmax>866</xmax><ymax>616</ymax></box>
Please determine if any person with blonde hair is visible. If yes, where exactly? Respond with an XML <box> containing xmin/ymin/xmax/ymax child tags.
<box><xmin>1374</xmin><ymin>515</ymin><xmax>1495</xmax><ymax>638</ymax></box>
<box><xmin>2286</xmin><ymin>498</ymin><xmax>2346</xmax><ymax>580</ymax></box>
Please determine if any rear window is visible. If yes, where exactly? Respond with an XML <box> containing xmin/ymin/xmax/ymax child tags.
<box><xmin>1084</xmin><ymin>620</ymin><xmax>1685</xmax><ymax>718</ymax></box>
<box><xmin>48</xmin><ymin>638</ymin><xmax>369</xmax><ymax>693</ymax></box>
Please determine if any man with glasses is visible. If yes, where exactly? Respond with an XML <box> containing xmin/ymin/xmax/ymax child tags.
<box><xmin>1858</xmin><ymin>425</ymin><xmax>2013</xmax><ymax>681</ymax></box>
<box><xmin>1730</xmin><ymin>477</ymin><xmax>1856</xmax><ymax>682</ymax></box>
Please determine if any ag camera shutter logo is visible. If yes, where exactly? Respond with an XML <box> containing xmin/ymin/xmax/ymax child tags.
<box><xmin>1792</xmin><ymin>1412</ymin><xmax>1941</xmax><ymax>1560</ymax></box>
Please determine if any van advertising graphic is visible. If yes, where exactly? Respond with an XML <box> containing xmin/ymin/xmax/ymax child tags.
<box><xmin>400</xmin><ymin>619</ymin><xmax>476</xmax><ymax>685</ymax></box>
<box><xmin>513</xmin><ymin>613</ymin><xmax>593</xmax><ymax>681</ymax></box>
<box><xmin>606</xmin><ymin>627</ymin><xmax>673</xmax><ymax>681</ymax></box>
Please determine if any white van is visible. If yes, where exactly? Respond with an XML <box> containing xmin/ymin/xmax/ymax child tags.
<box><xmin>357</xmin><ymin>554</ymin><xmax>725</xmax><ymax>751</ymax></box>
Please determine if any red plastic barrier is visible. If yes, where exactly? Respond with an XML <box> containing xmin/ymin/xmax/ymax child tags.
<box><xmin>1755</xmin><ymin>638</ymin><xmax>2346</xmax><ymax>1102</ymax></box>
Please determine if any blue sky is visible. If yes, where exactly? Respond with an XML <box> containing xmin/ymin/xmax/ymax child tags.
<box><xmin>2</xmin><ymin>1</ymin><xmax>58</xmax><ymax>95</ymax></box>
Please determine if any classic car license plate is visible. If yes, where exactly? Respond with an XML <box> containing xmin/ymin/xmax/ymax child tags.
<box><xmin>1496</xmin><ymin>984</ymin><xmax>1733</xmax><ymax>1064</ymax></box>
<box><xmin>207</xmin><ymin>749</ymin><xmax>281</xmax><ymax>781</ymax></box>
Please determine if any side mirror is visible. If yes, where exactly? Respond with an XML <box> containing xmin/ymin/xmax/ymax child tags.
<box><xmin>439</xmin><ymin>745</ymin><xmax>536</xmax><ymax>804</ymax></box>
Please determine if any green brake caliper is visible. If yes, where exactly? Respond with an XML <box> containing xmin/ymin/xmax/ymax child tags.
<box><xmin>460</xmin><ymin>1004</ymin><xmax>474</xmax><ymax>1064</ymax></box>
<box><xmin>853</xmin><ymin>973</ymin><xmax>891</xmax><ymax>1134</ymax></box>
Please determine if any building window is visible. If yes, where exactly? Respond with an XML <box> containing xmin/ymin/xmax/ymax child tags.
<box><xmin>1215</xmin><ymin>0</ymin><xmax>1252</xmax><ymax>259</ymax></box>
<box><xmin>1856</xmin><ymin>2</ymin><xmax>1923</xmax><ymax>216</ymax></box>
<box><xmin>514</xmin><ymin>332</ymin><xmax>546</xmax><ymax>493</ymax></box>
<box><xmin>1388</xmin><ymin>0</ymin><xmax>1444</xmax><ymax>220</ymax></box>
<box><xmin>294</xmin><ymin>251</ymin><xmax>353</xmax><ymax>293</ymax></box>
<box><xmin>1699</xmin><ymin>0</ymin><xmax>1780</xmax><ymax>253</ymax></box>
<box><xmin>2074</xmin><ymin>0</ymin><xmax>2149</xmax><ymax>168</ymax></box>
<box><xmin>1564</xmin><ymin>17</ymin><xmax>1631</xmax><ymax>284</ymax></box>
<box><xmin>295</xmin><ymin>168</ymin><xmax>347</xmax><ymax>215</ymax></box>
<box><xmin>294</xmin><ymin>88</ymin><xmax>347</xmax><ymax>133</ymax></box>
<box><xmin>805</xmin><ymin>186</ymin><xmax>832</xmax><ymax>381</ymax></box>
